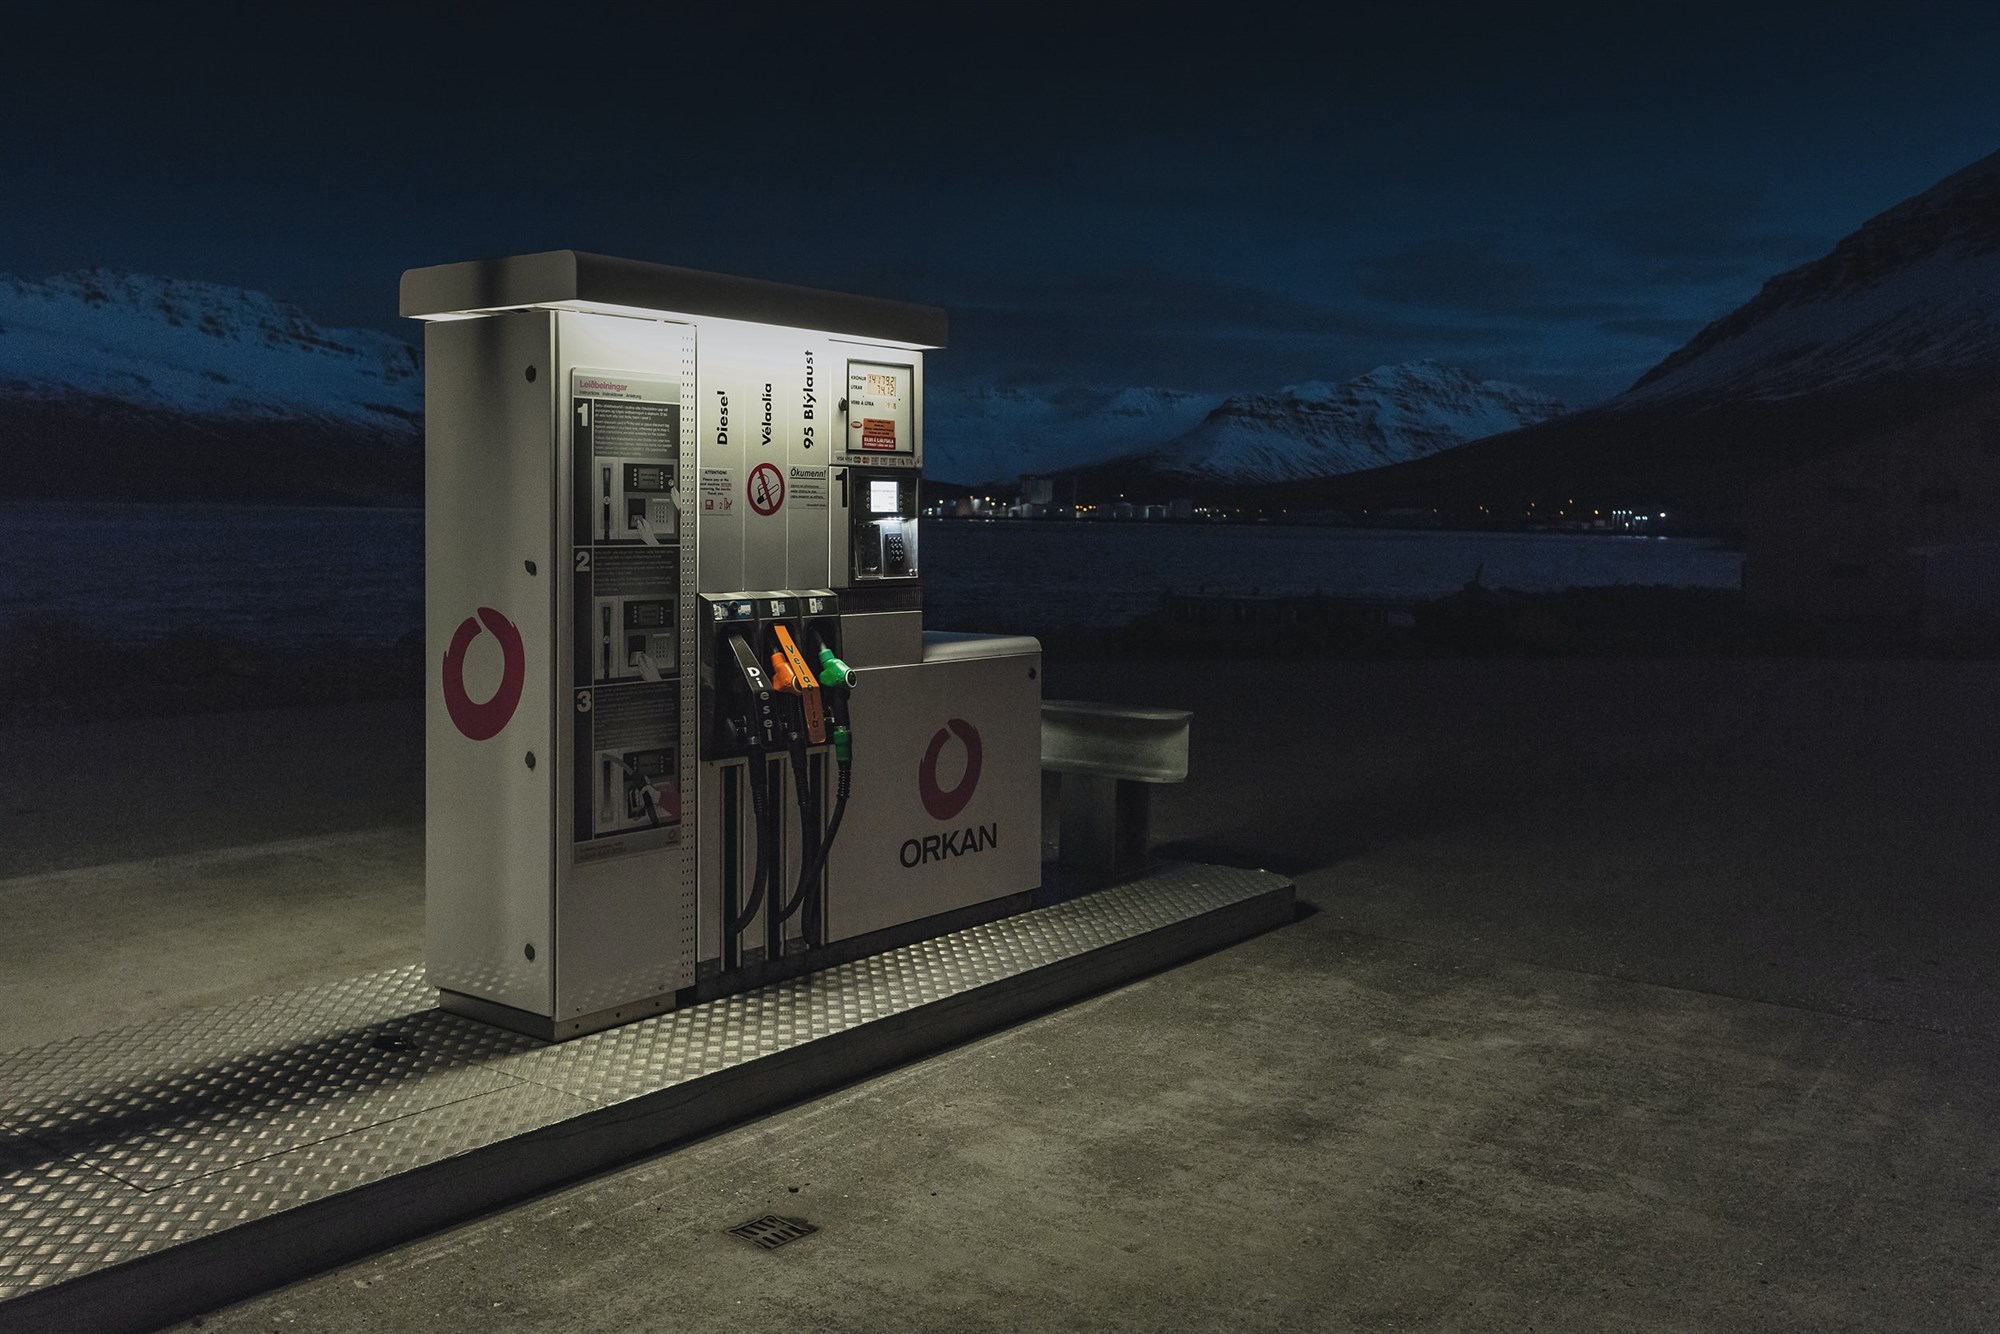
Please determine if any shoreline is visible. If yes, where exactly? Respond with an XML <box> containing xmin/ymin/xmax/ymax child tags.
<box><xmin>7</xmin><ymin>580</ymin><xmax>1995</xmax><ymax>727</ymax></box>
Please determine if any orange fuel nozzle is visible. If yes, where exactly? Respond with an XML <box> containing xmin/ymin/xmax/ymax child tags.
<box><xmin>767</xmin><ymin>651</ymin><xmax>797</xmax><ymax>694</ymax></box>
<box><xmin>771</xmin><ymin>625</ymin><xmax>826</xmax><ymax>744</ymax></box>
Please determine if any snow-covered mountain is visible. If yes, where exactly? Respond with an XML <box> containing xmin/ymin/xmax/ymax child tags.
<box><xmin>0</xmin><ymin>269</ymin><xmax>421</xmax><ymax>429</ymax></box>
<box><xmin>1350</xmin><ymin>147</ymin><xmax>2000</xmax><ymax>513</ymax></box>
<box><xmin>927</xmin><ymin>383</ymin><xmax>1221</xmax><ymax>483</ymax></box>
<box><xmin>1620</xmin><ymin>149</ymin><xmax>2000</xmax><ymax>407</ymax></box>
<box><xmin>0</xmin><ymin>269</ymin><xmax>422</xmax><ymax>502</ymax></box>
<box><xmin>0</xmin><ymin>270</ymin><xmax>1569</xmax><ymax>501</ymax></box>
<box><xmin>1134</xmin><ymin>362</ymin><xmax>1565</xmax><ymax>484</ymax></box>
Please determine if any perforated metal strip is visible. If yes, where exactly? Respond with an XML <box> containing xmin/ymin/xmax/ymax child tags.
<box><xmin>0</xmin><ymin>863</ymin><xmax>1288</xmax><ymax>1301</ymax></box>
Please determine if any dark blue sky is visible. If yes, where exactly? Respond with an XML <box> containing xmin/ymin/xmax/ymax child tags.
<box><xmin>5</xmin><ymin>2</ymin><xmax>1997</xmax><ymax>406</ymax></box>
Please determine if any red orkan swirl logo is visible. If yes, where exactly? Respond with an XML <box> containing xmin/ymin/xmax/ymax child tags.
<box><xmin>918</xmin><ymin>718</ymin><xmax>983</xmax><ymax>821</ymax></box>
<box><xmin>441</xmin><ymin>607</ymin><xmax>526</xmax><ymax>741</ymax></box>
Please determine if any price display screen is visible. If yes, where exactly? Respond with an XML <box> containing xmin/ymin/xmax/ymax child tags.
<box><xmin>847</xmin><ymin>360</ymin><xmax>913</xmax><ymax>455</ymax></box>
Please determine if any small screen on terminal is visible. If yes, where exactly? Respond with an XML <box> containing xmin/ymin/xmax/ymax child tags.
<box><xmin>869</xmin><ymin>480</ymin><xmax>900</xmax><ymax>515</ymax></box>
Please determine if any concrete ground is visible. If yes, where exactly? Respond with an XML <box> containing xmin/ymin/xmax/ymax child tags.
<box><xmin>3</xmin><ymin>657</ymin><xmax>1998</xmax><ymax>1330</ymax></box>
<box><xmin>0</xmin><ymin>699</ymin><xmax>424</xmax><ymax>1047</ymax></box>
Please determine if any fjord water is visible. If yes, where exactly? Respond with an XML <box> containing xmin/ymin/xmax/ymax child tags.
<box><xmin>925</xmin><ymin>520</ymin><xmax>1739</xmax><ymax>629</ymax></box>
<box><xmin>2</xmin><ymin>502</ymin><xmax>425</xmax><ymax>644</ymax></box>
<box><xmin>0</xmin><ymin>502</ymin><xmax>1740</xmax><ymax>644</ymax></box>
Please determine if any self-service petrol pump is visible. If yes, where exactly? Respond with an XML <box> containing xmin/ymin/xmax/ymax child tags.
<box><xmin>404</xmin><ymin>252</ymin><xmax>1041</xmax><ymax>1039</ymax></box>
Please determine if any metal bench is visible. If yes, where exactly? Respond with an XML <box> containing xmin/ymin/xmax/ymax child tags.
<box><xmin>1040</xmin><ymin>700</ymin><xmax>1192</xmax><ymax>880</ymax></box>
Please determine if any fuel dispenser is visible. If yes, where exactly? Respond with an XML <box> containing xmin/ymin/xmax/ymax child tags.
<box><xmin>404</xmin><ymin>252</ymin><xmax>1040</xmax><ymax>1039</ymax></box>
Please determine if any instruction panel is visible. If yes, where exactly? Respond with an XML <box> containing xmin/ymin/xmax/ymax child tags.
<box><xmin>570</xmin><ymin>369</ymin><xmax>686</xmax><ymax>853</ymax></box>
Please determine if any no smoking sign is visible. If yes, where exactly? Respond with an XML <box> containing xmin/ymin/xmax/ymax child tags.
<box><xmin>747</xmin><ymin>462</ymin><xmax>785</xmax><ymax>516</ymax></box>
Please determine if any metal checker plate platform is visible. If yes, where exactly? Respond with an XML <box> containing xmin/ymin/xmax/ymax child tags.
<box><xmin>0</xmin><ymin>863</ymin><xmax>1292</xmax><ymax>1333</ymax></box>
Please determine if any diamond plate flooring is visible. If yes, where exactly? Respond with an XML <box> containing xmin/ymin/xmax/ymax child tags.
<box><xmin>0</xmin><ymin>863</ymin><xmax>1290</xmax><ymax>1310</ymax></box>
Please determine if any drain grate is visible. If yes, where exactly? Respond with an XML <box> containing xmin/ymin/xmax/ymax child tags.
<box><xmin>727</xmin><ymin>1214</ymin><xmax>817</xmax><ymax>1251</ymax></box>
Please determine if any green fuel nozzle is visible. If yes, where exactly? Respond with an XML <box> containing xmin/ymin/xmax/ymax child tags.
<box><xmin>817</xmin><ymin>647</ymin><xmax>855</xmax><ymax>689</ymax></box>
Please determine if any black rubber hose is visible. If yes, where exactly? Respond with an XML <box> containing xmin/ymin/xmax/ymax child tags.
<box><xmin>787</xmin><ymin>759</ymin><xmax>851</xmax><ymax>935</ymax></box>
<box><xmin>800</xmin><ymin>752</ymin><xmax>823</xmax><ymax>945</ymax></box>
<box><xmin>800</xmin><ymin>756</ymin><xmax>827</xmax><ymax>946</ymax></box>
<box><xmin>771</xmin><ymin>746</ymin><xmax>819</xmax><ymax>930</ymax></box>
<box><xmin>725</xmin><ymin>759</ymin><xmax>771</xmax><ymax>937</ymax></box>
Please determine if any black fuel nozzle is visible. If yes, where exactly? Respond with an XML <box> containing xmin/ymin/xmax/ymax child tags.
<box><xmin>725</xmin><ymin>634</ymin><xmax>781</xmax><ymax>753</ymax></box>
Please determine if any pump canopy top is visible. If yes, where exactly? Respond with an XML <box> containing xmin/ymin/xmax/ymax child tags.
<box><xmin>401</xmin><ymin>249</ymin><xmax>948</xmax><ymax>348</ymax></box>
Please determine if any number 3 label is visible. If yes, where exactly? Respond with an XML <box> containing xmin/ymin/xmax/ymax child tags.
<box><xmin>575</xmin><ymin>690</ymin><xmax>592</xmax><ymax>713</ymax></box>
